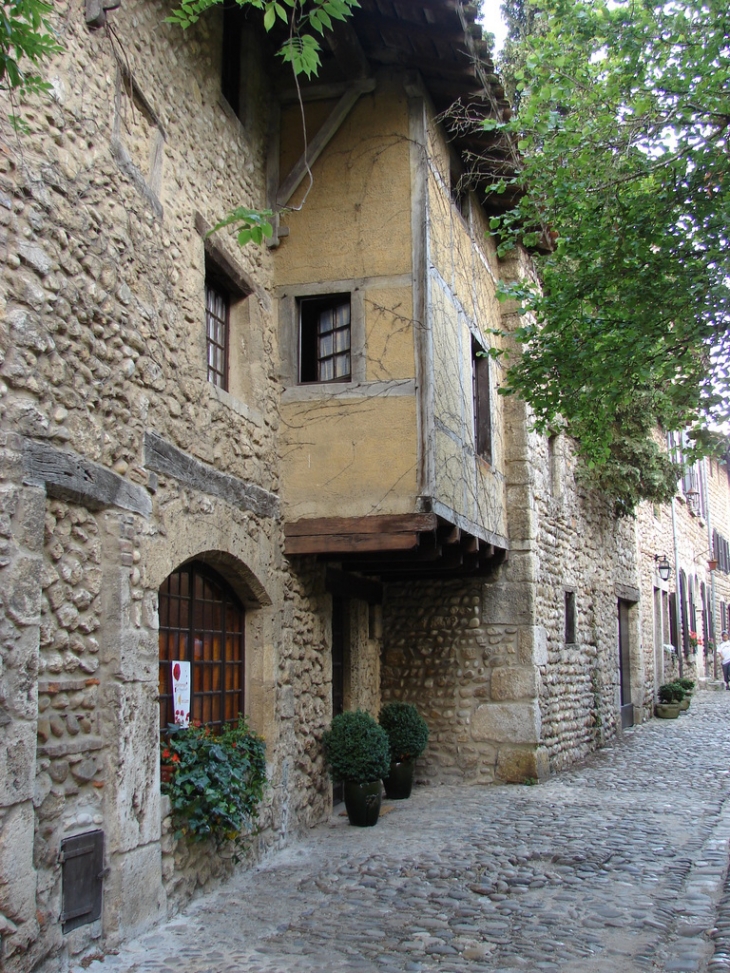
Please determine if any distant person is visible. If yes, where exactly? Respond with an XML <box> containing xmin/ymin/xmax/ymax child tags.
<box><xmin>719</xmin><ymin>631</ymin><xmax>730</xmax><ymax>690</ymax></box>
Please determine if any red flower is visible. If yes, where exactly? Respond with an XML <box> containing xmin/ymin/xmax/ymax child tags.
<box><xmin>171</xmin><ymin>754</ymin><xmax>180</xmax><ymax>763</ymax></box>
<box><xmin>162</xmin><ymin>749</ymin><xmax>171</xmax><ymax>759</ymax></box>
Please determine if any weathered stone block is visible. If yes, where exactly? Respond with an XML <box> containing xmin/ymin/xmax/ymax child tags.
<box><xmin>471</xmin><ymin>701</ymin><xmax>541</xmax><ymax>744</ymax></box>
<box><xmin>0</xmin><ymin>720</ymin><xmax>36</xmax><ymax>807</ymax></box>
<box><xmin>104</xmin><ymin>842</ymin><xmax>166</xmax><ymax>943</ymax></box>
<box><xmin>5</xmin><ymin>555</ymin><xmax>42</xmax><ymax>627</ymax></box>
<box><xmin>495</xmin><ymin>745</ymin><xmax>550</xmax><ymax>783</ymax></box>
<box><xmin>491</xmin><ymin>666</ymin><xmax>537</xmax><ymax>702</ymax></box>
<box><xmin>0</xmin><ymin>801</ymin><xmax>37</xmax><ymax>925</ymax></box>
<box><xmin>481</xmin><ymin>582</ymin><xmax>534</xmax><ymax>626</ymax></box>
<box><xmin>104</xmin><ymin>683</ymin><xmax>161</xmax><ymax>853</ymax></box>
<box><xmin>519</xmin><ymin>625</ymin><xmax>548</xmax><ymax>667</ymax></box>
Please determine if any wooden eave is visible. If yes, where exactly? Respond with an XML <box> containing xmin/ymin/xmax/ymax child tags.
<box><xmin>270</xmin><ymin>0</ymin><xmax>522</xmax><ymax>216</ymax></box>
<box><xmin>284</xmin><ymin>514</ymin><xmax>507</xmax><ymax>579</ymax></box>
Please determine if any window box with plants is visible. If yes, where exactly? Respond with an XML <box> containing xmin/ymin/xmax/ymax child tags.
<box><xmin>378</xmin><ymin>702</ymin><xmax>429</xmax><ymax>800</ymax></box>
<box><xmin>322</xmin><ymin>710</ymin><xmax>390</xmax><ymax>827</ymax></box>
<box><xmin>161</xmin><ymin>718</ymin><xmax>267</xmax><ymax>858</ymax></box>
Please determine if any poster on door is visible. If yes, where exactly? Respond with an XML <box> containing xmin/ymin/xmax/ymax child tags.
<box><xmin>171</xmin><ymin>661</ymin><xmax>191</xmax><ymax>728</ymax></box>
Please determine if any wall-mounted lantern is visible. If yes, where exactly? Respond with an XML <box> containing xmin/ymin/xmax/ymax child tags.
<box><xmin>654</xmin><ymin>554</ymin><xmax>672</xmax><ymax>582</ymax></box>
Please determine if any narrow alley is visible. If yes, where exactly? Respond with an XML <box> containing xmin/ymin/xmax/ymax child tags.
<box><xmin>73</xmin><ymin>691</ymin><xmax>730</xmax><ymax>973</ymax></box>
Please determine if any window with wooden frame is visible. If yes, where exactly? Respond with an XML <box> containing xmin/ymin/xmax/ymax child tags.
<box><xmin>205</xmin><ymin>277</ymin><xmax>230</xmax><ymax>390</ymax></box>
<box><xmin>158</xmin><ymin>561</ymin><xmax>245</xmax><ymax>732</ymax></box>
<box><xmin>472</xmin><ymin>339</ymin><xmax>492</xmax><ymax>463</ymax></box>
<box><xmin>299</xmin><ymin>294</ymin><xmax>351</xmax><ymax>383</ymax></box>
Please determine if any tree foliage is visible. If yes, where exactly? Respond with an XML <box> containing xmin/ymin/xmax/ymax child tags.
<box><xmin>168</xmin><ymin>0</ymin><xmax>360</xmax><ymax>78</ymax></box>
<box><xmin>490</xmin><ymin>0</ymin><xmax>730</xmax><ymax>510</ymax></box>
<box><xmin>0</xmin><ymin>0</ymin><xmax>61</xmax><ymax>125</ymax></box>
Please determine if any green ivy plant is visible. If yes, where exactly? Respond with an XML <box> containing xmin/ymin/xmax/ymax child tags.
<box><xmin>378</xmin><ymin>702</ymin><xmax>429</xmax><ymax>763</ymax></box>
<box><xmin>162</xmin><ymin>718</ymin><xmax>267</xmax><ymax>856</ymax></box>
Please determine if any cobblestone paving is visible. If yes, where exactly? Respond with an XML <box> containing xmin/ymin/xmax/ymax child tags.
<box><xmin>78</xmin><ymin>691</ymin><xmax>730</xmax><ymax>973</ymax></box>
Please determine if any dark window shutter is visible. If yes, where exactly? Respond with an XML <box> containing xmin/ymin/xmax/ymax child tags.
<box><xmin>60</xmin><ymin>830</ymin><xmax>104</xmax><ymax>933</ymax></box>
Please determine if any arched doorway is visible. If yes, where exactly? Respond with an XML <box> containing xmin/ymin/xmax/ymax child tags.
<box><xmin>158</xmin><ymin>560</ymin><xmax>245</xmax><ymax>731</ymax></box>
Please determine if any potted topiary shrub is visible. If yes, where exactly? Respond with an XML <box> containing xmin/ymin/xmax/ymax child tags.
<box><xmin>322</xmin><ymin>710</ymin><xmax>390</xmax><ymax>827</ymax></box>
<box><xmin>379</xmin><ymin>702</ymin><xmax>429</xmax><ymax>800</ymax></box>
<box><xmin>673</xmin><ymin>679</ymin><xmax>691</xmax><ymax>710</ymax></box>
<box><xmin>677</xmin><ymin>677</ymin><xmax>695</xmax><ymax>706</ymax></box>
<box><xmin>656</xmin><ymin>682</ymin><xmax>684</xmax><ymax>719</ymax></box>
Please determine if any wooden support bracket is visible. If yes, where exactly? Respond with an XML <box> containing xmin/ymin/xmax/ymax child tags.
<box><xmin>277</xmin><ymin>79</ymin><xmax>375</xmax><ymax>207</ymax></box>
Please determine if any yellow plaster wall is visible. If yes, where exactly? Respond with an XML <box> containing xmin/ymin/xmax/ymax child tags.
<box><xmin>424</xmin><ymin>109</ymin><xmax>508</xmax><ymax>539</ymax></box>
<box><xmin>365</xmin><ymin>285</ymin><xmax>416</xmax><ymax>382</ymax></box>
<box><xmin>277</xmin><ymin>75</ymin><xmax>413</xmax><ymax>284</ymax></box>
<box><xmin>276</xmin><ymin>73</ymin><xmax>419</xmax><ymax>520</ymax></box>
<box><xmin>280</xmin><ymin>395</ymin><xmax>418</xmax><ymax>519</ymax></box>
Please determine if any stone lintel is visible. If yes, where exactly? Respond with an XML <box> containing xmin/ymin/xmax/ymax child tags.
<box><xmin>144</xmin><ymin>431</ymin><xmax>280</xmax><ymax>520</ymax></box>
<box><xmin>22</xmin><ymin>439</ymin><xmax>152</xmax><ymax>518</ymax></box>
<box><xmin>615</xmin><ymin>582</ymin><xmax>640</xmax><ymax>603</ymax></box>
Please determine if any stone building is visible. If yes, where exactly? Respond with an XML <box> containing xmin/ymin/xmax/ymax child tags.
<box><xmin>0</xmin><ymin>1</ymin><xmax>681</xmax><ymax>970</ymax></box>
<box><xmin>636</xmin><ymin>440</ymin><xmax>730</xmax><ymax>694</ymax></box>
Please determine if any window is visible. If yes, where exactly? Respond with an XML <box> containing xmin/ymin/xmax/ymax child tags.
<box><xmin>565</xmin><ymin>590</ymin><xmax>576</xmax><ymax>644</ymax></box>
<box><xmin>299</xmin><ymin>294</ymin><xmax>351</xmax><ymax>383</ymax></box>
<box><xmin>450</xmin><ymin>163</ymin><xmax>467</xmax><ymax>218</ymax></box>
<box><xmin>714</xmin><ymin>529</ymin><xmax>730</xmax><ymax>573</ymax></box>
<box><xmin>206</xmin><ymin>278</ymin><xmax>229</xmax><ymax>390</ymax></box>
<box><xmin>221</xmin><ymin>4</ymin><xmax>244</xmax><ymax>115</ymax></box>
<box><xmin>472</xmin><ymin>339</ymin><xmax>492</xmax><ymax>463</ymax></box>
<box><xmin>159</xmin><ymin>561</ymin><xmax>245</xmax><ymax>731</ymax></box>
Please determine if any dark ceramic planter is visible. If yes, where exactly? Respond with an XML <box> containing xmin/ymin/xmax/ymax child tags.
<box><xmin>344</xmin><ymin>780</ymin><xmax>382</xmax><ymax>827</ymax></box>
<box><xmin>383</xmin><ymin>759</ymin><xmax>415</xmax><ymax>800</ymax></box>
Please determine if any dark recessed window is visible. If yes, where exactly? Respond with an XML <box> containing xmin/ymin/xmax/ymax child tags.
<box><xmin>565</xmin><ymin>590</ymin><xmax>576</xmax><ymax>644</ymax></box>
<box><xmin>158</xmin><ymin>561</ymin><xmax>245</xmax><ymax>732</ymax></box>
<box><xmin>299</xmin><ymin>294</ymin><xmax>351</xmax><ymax>383</ymax></box>
<box><xmin>472</xmin><ymin>339</ymin><xmax>492</xmax><ymax>463</ymax></box>
<box><xmin>221</xmin><ymin>4</ymin><xmax>244</xmax><ymax>116</ymax></box>
<box><xmin>206</xmin><ymin>279</ymin><xmax>229</xmax><ymax>390</ymax></box>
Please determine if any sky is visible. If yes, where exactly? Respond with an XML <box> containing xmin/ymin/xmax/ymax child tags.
<box><xmin>479</xmin><ymin>0</ymin><xmax>508</xmax><ymax>54</ymax></box>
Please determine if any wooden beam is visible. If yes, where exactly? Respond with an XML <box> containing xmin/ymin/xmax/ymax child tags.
<box><xmin>325</xmin><ymin>567</ymin><xmax>383</xmax><ymax>604</ymax></box>
<box><xmin>354</xmin><ymin>10</ymin><xmax>468</xmax><ymax>43</ymax></box>
<box><xmin>367</xmin><ymin>49</ymin><xmax>478</xmax><ymax>81</ymax></box>
<box><xmin>325</xmin><ymin>22</ymin><xmax>372</xmax><ymax>80</ymax></box>
<box><xmin>285</xmin><ymin>532</ymin><xmax>420</xmax><ymax>555</ymax></box>
<box><xmin>284</xmin><ymin>513</ymin><xmax>437</xmax><ymax>536</ymax></box>
<box><xmin>279</xmin><ymin>81</ymin><xmax>361</xmax><ymax>104</ymax></box>
<box><xmin>277</xmin><ymin>80</ymin><xmax>375</xmax><ymax>205</ymax></box>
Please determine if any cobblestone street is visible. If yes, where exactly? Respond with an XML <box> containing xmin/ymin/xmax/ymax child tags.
<box><xmin>77</xmin><ymin>691</ymin><xmax>730</xmax><ymax>973</ymax></box>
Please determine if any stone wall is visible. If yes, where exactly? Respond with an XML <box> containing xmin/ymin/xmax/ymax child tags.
<box><xmin>0</xmin><ymin>2</ymin><xmax>338</xmax><ymax>969</ymax></box>
<box><xmin>382</xmin><ymin>573</ymin><xmax>545</xmax><ymax>785</ymax></box>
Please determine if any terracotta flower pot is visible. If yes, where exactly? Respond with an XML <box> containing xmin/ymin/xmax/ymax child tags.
<box><xmin>344</xmin><ymin>780</ymin><xmax>382</xmax><ymax>827</ymax></box>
